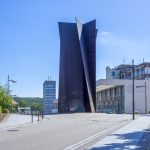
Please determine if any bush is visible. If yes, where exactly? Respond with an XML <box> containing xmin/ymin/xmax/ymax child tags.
<box><xmin>0</xmin><ymin>106</ymin><xmax>2</xmax><ymax>113</ymax></box>
<box><xmin>11</xmin><ymin>105</ymin><xmax>18</xmax><ymax>113</ymax></box>
<box><xmin>2</xmin><ymin>108</ymin><xmax>8</xmax><ymax>113</ymax></box>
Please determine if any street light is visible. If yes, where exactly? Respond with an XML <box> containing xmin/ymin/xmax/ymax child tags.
<box><xmin>136</xmin><ymin>82</ymin><xmax>147</xmax><ymax>114</ymax></box>
<box><xmin>132</xmin><ymin>59</ymin><xmax>135</xmax><ymax>120</ymax></box>
<box><xmin>7</xmin><ymin>75</ymin><xmax>17</xmax><ymax>94</ymax></box>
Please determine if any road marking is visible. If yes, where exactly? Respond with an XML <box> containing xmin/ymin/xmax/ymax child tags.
<box><xmin>64</xmin><ymin>120</ymin><xmax>130</xmax><ymax>150</ymax></box>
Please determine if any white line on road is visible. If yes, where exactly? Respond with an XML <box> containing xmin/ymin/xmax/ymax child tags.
<box><xmin>64</xmin><ymin>120</ymin><xmax>130</xmax><ymax>150</ymax></box>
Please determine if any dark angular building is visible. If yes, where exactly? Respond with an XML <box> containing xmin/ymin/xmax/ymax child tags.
<box><xmin>58</xmin><ymin>19</ymin><xmax>97</xmax><ymax>113</ymax></box>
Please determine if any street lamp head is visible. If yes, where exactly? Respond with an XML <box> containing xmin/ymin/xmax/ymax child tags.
<box><xmin>9</xmin><ymin>80</ymin><xmax>17</xmax><ymax>83</ymax></box>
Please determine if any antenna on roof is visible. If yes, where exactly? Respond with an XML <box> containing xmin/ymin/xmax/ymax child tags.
<box><xmin>48</xmin><ymin>76</ymin><xmax>52</xmax><ymax>81</ymax></box>
<box><xmin>143</xmin><ymin>58</ymin><xmax>144</xmax><ymax>63</ymax></box>
<box><xmin>75</xmin><ymin>17</ymin><xmax>78</xmax><ymax>21</ymax></box>
<box><xmin>122</xmin><ymin>57</ymin><xmax>127</xmax><ymax>64</ymax></box>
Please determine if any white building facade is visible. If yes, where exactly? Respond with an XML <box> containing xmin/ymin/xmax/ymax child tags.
<box><xmin>96</xmin><ymin>79</ymin><xmax>150</xmax><ymax>114</ymax></box>
<box><xmin>106</xmin><ymin>62</ymin><xmax>150</xmax><ymax>80</ymax></box>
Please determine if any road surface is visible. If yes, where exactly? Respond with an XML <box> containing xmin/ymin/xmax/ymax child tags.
<box><xmin>0</xmin><ymin>113</ymin><xmax>132</xmax><ymax>150</ymax></box>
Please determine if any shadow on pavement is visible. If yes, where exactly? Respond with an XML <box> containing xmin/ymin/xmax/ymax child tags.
<box><xmin>90</xmin><ymin>128</ymin><xmax>150</xmax><ymax>150</ymax></box>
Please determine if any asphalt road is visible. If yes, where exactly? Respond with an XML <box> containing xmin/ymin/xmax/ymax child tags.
<box><xmin>0</xmin><ymin>113</ymin><xmax>132</xmax><ymax>150</ymax></box>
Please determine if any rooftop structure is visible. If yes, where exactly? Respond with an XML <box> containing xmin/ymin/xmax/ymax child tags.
<box><xmin>106</xmin><ymin>62</ymin><xmax>150</xmax><ymax>80</ymax></box>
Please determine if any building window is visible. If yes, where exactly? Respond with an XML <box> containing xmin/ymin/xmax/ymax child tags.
<box><xmin>112</xmin><ymin>72</ymin><xmax>115</xmax><ymax>77</ymax></box>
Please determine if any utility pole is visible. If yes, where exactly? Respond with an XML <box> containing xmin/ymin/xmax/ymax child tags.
<box><xmin>99</xmin><ymin>97</ymin><xmax>100</xmax><ymax>113</ymax></box>
<box><xmin>132</xmin><ymin>60</ymin><xmax>135</xmax><ymax>120</ymax></box>
<box><xmin>145</xmin><ymin>82</ymin><xmax>147</xmax><ymax>114</ymax></box>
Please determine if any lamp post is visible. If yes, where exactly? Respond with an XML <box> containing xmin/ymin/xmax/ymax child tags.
<box><xmin>99</xmin><ymin>97</ymin><xmax>101</xmax><ymax>113</ymax></box>
<box><xmin>145</xmin><ymin>82</ymin><xmax>147</xmax><ymax>114</ymax></box>
<box><xmin>132</xmin><ymin>59</ymin><xmax>135</xmax><ymax>120</ymax></box>
<box><xmin>7</xmin><ymin>75</ymin><xmax>17</xmax><ymax>94</ymax></box>
<box><xmin>136</xmin><ymin>82</ymin><xmax>147</xmax><ymax>114</ymax></box>
<box><xmin>7</xmin><ymin>75</ymin><xmax>17</xmax><ymax>113</ymax></box>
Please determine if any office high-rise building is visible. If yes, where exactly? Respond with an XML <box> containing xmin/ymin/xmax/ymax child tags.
<box><xmin>58</xmin><ymin>19</ymin><xmax>97</xmax><ymax>113</ymax></box>
<box><xmin>43</xmin><ymin>80</ymin><xmax>56</xmax><ymax>114</ymax></box>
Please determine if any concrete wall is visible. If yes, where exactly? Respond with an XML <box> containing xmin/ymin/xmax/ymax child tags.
<box><xmin>97</xmin><ymin>79</ymin><xmax>150</xmax><ymax>114</ymax></box>
<box><xmin>124</xmin><ymin>80</ymin><xmax>150</xmax><ymax>113</ymax></box>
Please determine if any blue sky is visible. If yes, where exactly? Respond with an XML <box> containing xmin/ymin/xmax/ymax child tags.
<box><xmin>0</xmin><ymin>0</ymin><xmax>150</xmax><ymax>97</ymax></box>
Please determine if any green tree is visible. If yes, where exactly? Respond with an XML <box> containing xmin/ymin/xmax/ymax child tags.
<box><xmin>0</xmin><ymin>85</ymin><xmax>13</xmax><ymax>111</ymax></box>
<box><xmin>31</xmin><ymin>102</ymin><xmax>43</xmax><ymax>111</ymax></box>
<box><xmin>19</xmin><ymin>99</ymin><xmax>28</xmax><ymax>107</ymax></box>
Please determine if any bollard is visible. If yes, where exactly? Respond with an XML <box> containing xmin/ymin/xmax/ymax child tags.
<box><xmin>38</xmin><ymin>112</ymin><xmax>40</xmax><ymax>121</ymax></box>
<box><xmin>42</xmin><ymin>111</ymin><xmax>44</xmax><ymax>119</ymax></box>
<box><xmin>31</xmin><ymin>110</ymin><xmax>33</xmax><ymax>123</ymax></box>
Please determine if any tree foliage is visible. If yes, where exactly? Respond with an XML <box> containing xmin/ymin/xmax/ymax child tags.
<box><xmin>19</xmin><ymin>99</ymin><xmax>28</xmax><ymax>107</ymax></box>
<box><xmin>2</xmin><ymin>108</ymin><xmax>8</xmax><ymax>113</ymax></box>
<box><xmin>0</xmin><ymin>85</ymin><xmax>13</xmax><ymax>111</ymax></box>
<box><xmin>31</xmin><ymin>102</ymin><xmax>43</xmax><ymax>111</ymax></box>
<box><xmin>16</xmin><ymin>97</ymin><xmax>43</xmax><ymax>111</ymax></box>
<box><xmin>0</xmin><ymin>105</ymin><xmax>2</xmax><ymax>113</ymax></box>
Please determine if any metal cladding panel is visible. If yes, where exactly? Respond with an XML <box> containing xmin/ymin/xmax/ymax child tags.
<box><xmin>58</xmin><ymin>22</ymin><xmax>84</xmax><ymax>113</ymax></box>
<box><xmin>83</xmin><ymin>20</ymin><xmax>96</xmax><ymax>110</ymax></box>
<box><xmin>58</xmin><ymin>20</ymin><xmax>97</xmax><ymax>113</ymax></box>
<box><xmin>76</xmin><ymin>19</ymin><xmax>95</xmax><ymax>112</ymax></box>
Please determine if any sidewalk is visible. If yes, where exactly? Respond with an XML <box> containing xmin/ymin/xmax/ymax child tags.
<box><xmin>88</xmin><ymin>115</ymin><xmax>150</xmax><ymax>150</ymax></box>
<box><xmin>0</xmin><ymin>114</ymin><xmax>40</xmax><ymax>130</ymax></box>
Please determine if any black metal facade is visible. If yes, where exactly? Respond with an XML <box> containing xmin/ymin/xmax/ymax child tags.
<box><xmin>58</xmin><ymin>19</ymin><xmax>97</xmax><ymax>113</ymax></box>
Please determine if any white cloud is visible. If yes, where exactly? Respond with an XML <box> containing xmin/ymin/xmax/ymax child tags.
<box><xmin>96</xmin><ymin>31</ymin><xmax>150</xmax><ymax>79</ymax></box>
<box><xmin>97</xmin><ymin>31</ymin><xmax>150</xmax><ymax>61</ymax></box>
<box><xmin>100</xmin><ymin>31</ymin><xmax>130</xmax><ymax>47</ymax></box>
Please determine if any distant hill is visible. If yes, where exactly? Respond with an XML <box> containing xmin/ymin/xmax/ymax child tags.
<box><xmin>14</xmin><ymin>97</ymin><xmax>43</xmax><ymax>106</ymax></box>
